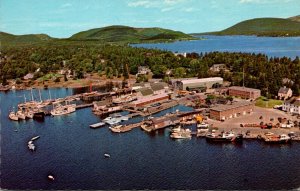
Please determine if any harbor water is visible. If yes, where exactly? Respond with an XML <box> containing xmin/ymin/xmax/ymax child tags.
<box><xmin>132</xmin><ymin>35</ymin><xmax>300</xmax><ymax>59</ymax></box>
<box><xmin>1</xmin><ymin>88</ymin><xmax>300</xmax><ymax>190</ymax></box>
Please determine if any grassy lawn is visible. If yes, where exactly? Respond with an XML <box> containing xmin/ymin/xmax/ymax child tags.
<box><xmin>255</xmin><ymin>97</ymin><xmax>283</xmax><ymax>108</ymax></box>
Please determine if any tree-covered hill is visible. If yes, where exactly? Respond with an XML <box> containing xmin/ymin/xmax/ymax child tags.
<box><xmin>0</xmin><ymin>32</ymin><xmax>53</xmax><ymax>45</ymax></box>
<box><xmin>69</xmin><ymin>25</ymin><xmax>196</xmax><ymax>43</ymax></box>
<box><xmin>194</xmin><ymin>17</ymin><xmax>300</xmax><ymax>37</ymax></box>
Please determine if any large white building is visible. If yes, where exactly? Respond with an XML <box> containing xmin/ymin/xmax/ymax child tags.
<box><xmin>176</xmin><ymin>77</ymin><xmax>223</xmax><ymax>91</ymax></box>
<box><xmin>282</xmin><ymin>97</ymin><xmax>300</xmax><ymax>115</ymax></box>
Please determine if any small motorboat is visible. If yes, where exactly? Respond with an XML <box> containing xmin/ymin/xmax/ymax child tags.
<box><xmin>9</xmin><ymin>111</ymin><xmax>19</xmax><ymax>121</ymax></box>
<box><xmin>28</xmin><ymin>143</ymin><xmax>35</xmax><ymax>151</ymax></box>
<box><xmin>104</xmin><ymin>153</ymin><xmax>111</xmax><ymax>158</ymax></box>
<box><xmin>31</xmin><ymin>136</ymin><xmax>40</xmax><ymax>141</ymax></box>
<box><xmin>48</xmin><ymin>175</ymin><xmax>55</xmax><ymax>181</ymax></box>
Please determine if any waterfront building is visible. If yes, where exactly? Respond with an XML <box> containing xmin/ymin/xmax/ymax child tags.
<box><xmin>282</xmin><ymin>97</ymin><xmax>300</xmax><ymax>115</ymax></box>
<box><xmin>130</xmin><ymin>93</ymin><xmax>169</xmax><ymax>107</ymax></box>
<box><xmin>278</xmin><ymin>86</ymin><xmax>292</xmax><ymax>100</ymax></box>
<box><xmin>228</xmin><ymin>86</ymin><xmax>261</xmax><ymax>100</ymax></box>
<box><xmin>210</xmin><ymin>101</ymin><xmax>254</xmax><ymax>121</ymax></box>
<box><xmin>176</xmin><ymin>77</ymin><xmax>223</xmax><ymax>91</ymax></box>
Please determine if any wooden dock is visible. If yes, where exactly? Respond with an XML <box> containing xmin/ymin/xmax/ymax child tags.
<box><xmin>75</xmin><ymin>103</ymin><xmax>93</xmax><ymax>109</ymax></box>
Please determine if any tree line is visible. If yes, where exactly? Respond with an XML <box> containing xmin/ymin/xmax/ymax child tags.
<box><xmin>0</xmin><ymin>42</ymin><xmax>299</xmax><ymax>97</ymax></box>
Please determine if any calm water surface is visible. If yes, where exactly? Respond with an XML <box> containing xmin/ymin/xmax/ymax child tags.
<box><xmin>1</xmin><ymin>88</ymin><xmax>300</xmax><ymax>190</ymax></box>
<box><xmin>132</xmin><ymin>35</ymin><xmax>300</xmax><ymax>59</ymax></box>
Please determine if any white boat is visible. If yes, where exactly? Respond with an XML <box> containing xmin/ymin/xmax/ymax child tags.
<box><xmin>105</xmin><ymin>118</ymin><xmax>121</xmax><ymax>125</ymax></box>
<box><xmin>120</xmin><ymin>116</ymin><xmax>129</xmax><ymax>121</ymax></box>
<box><xmin>16</xmin><ymin>110</ymin><xmax>26</xmax><ymax>120</ymax></box>
<box><xmin>9</xmin><ymin>112</ymin><xmax>19</xmax><ymax>121</ymax></box>
<box><xmin>25</xmin><ymin>111</ymin><xmax>34</xmax><ymax>119</ymax></box>
<box><xmin>89</xmin><ymin>122</ymin><xmax>106</xmax><ymax>128</ymax></box>
<box><xmin>109</xmin><ymin>125</ymin><xmax>123</xmax><ymax>133</ymax></box>
<box><xmin>31</xmin><ymin>136</ymin><xmax>40</xmax><ymax>141</ymax></box>
<box><xmin>197</xmin><ymin>122</ymin><xmax>209</xmax><ymax>128</ymax></box>
<box><xmin>51</xmin><ymin>104</ymin><xmax>76</xmax><ymax>116</ymax></box>
<box><xmin>170</xmin><ymin>129</ymin><xmax>192</xmax><ymax>139</ymax></box>
<box><xmin>103</xmin><ymin>116</ymin><xmax>113</xmax><ymax>121</ymax></box>
<box><xmin>48</xmin><ymin>175</ymin><xmax>55</xmax><ymax>181</ymax></box>
<box><xmin>28</xmin><ymin>143</ymin><xmax>35</xmax><ymax>151</ymax></box>
<box><xmin>104</xmin><ymin>153</ymin><xmax>111</xmax><ymax>158</ymax></box>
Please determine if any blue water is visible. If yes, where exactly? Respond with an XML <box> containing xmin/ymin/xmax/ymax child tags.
<box><xmin>132</xmin><ymin>35</ymin><xmax>300</xmax><ymax>59</ymax></box>
<box><xmin>1</xmin><ymin>89</ymin><xmax>300</xmax><ymax>190</ymax></box>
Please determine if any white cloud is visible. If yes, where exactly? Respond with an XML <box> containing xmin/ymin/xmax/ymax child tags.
<box><xmin>127</xmin><ymin>0</ymin><xmax>189</xmax><ymax>11</ymax></box>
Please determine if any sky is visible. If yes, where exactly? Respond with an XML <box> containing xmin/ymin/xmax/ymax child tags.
<box><xmin>1</xmin><ymin>0</ymin><xmax>299</xmax><ymax>38</ymax></box>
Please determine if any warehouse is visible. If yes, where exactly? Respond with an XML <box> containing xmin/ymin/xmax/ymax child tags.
<box><xmin>177</xmin><ymin>77</ymin><xmax>223</xmax><ymax>91</ymax></box>
<box><xmin>228</xmin><ymin>86</ymin><xmax>261</xmax><ymax>100</ymax></box>
<box><xmin>210</xmin><ymin>101</ymin><xmax>254</xmax><ymax>121</ymax></box>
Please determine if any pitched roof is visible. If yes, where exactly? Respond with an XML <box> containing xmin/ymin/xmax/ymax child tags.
<box><xmin>278</xmin><ymin>87</ymin><xmax>291</xmax><ymax>94</ymax></box>
<box><xmin>137</xmin><ymin>87</ymin><xmax>153</xmax><ymax>96</ymax></box>
<box><xmin>285</xmin><ymin>97</ymin><xmax>300</xmax><ymax>106</ymax></box>
<box><xmin>229</xmin><ymin>86</ymin><xmax>260</xmax><ymax>92</ymax></box>
<box><xmin>150</xmin><ymin>82</ymin><xmax>166</xmax><ymax>91</ymax></box>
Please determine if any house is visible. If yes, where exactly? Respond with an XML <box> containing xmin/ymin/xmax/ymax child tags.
<box><xmin>174</xmin><ymin>52</ymin><xmax>187</xmax><ymax>57</ymax></box>
<box><xmin>278</xmin><ymin>86</ymin><xmax>292</xmax><ymax>100</ymax></box>
<box><xmin>209</xmin><ymin>64</ymin><xmax>228</xmax><ymax>72</ymax></box>
<box><xmin>210</xmin><ymin>101</ymin><xmax>254</xmax><ymax>121</ymax></box>
<box><xmin>282</xmin><ymin>97</ymin><xmax>300</xmax><ymax>115</ymax></box>
<box><xmin>150</xmin><ymin>82</ymin><xmax>168</xmax><ymax>95</ymax></box>
<box><xmin>23</xmin><ymin>73</ymin><xmax>34</xmax><ymax>80</ymax></box>
<box><xmin>137</xmin><ymin>66</ymin><xmax>151</xmax><ymax>75</ymax></box>
<box><xmin>228</xmin><ymin>86</ymin><xmax>261</xmax><ymax>100</ymax></box>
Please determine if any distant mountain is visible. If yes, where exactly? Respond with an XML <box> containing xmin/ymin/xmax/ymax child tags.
<box><xmin>288</xmin><ymin>15</ymin><xmax>300</xmax><ymax>22</ymax></box>
<box><xmin>194</xmin><ymin>17</ymin><xmax>300</xmax><ymax>37</ymax></box>
<box><xmin>0</xmin><ymin>32</ymin><xmax>53</xmax><ymax>45</ymax></box>
<box><xmin>69</xmin><ymin>25</ymin><xmax>196</xmax><ymax>43</ymax></box>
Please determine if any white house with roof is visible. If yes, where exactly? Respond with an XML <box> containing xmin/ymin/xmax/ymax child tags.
<box><xmin>282</xmin><ymin>97</ymin><xmax>300</xmax><ymax>115</ymax></box>
<box><xmin>278</xmin><ymin>86</ymin><xmax>292</xmax><ymax>100</ymax></box>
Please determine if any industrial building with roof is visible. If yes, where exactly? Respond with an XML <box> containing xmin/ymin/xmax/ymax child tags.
<box><xmin>228</xmin><ymin>86</ymin><xmax>261</xmax><ymax>100</ymax></box>
<box><xmin>210</xmin><ymin>101</ymin><xmax>254</xmax><ymax>121</ymax></box>
<box><xmin>176</xmin><ymin>77</ymin><xmax>223</xmax><ymax>91</ymax></box>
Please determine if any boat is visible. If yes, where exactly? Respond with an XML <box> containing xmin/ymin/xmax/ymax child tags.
<box><xmin>171</xmin><ymin>125</ymin><xmax>182</xmax><ymax>133</ymax></box>
<box><xmin>16</xmin><ymin>110</ymin><xmax>26</xmax><ymax>120</ymax></box>
<box><xmin>48</xmin><ymin>175</ymin><xmax>55</xmax><ymax>181</ymax></box>
<box><xmin>104</xmin><ymin>153</ymin><xmax>111</xmax><ymax>158</ymax></box>
<box><xmin>25</xmin><ymin>111</ymin><xmax>34</xmax><ymax>119</ymax></box>
<box><xmin>105</xmin><ymin>118</ymin><xmax>121</xmax><ymax>125</ymax></box>
<box><xmin>89</xmin><ymin>122</ymin><xmax>106</xmax><ymax>129</ymax></box>
<box><xmin>264</xmin><ymin>134</ymin><xmax>291</xmax><ymax>144</ymax></box>
<box><xmin>28</xmin><ymin>143</ymin><xmax>35</xmax><ymax>151</ymax></box>
<box><xmin>109</xmin><ymin>125</ymin><xmax>123</xmax><ymax>133</ymax></box>
<box><xmin>112</xmin><ymin>94</ymin><xmax>137</xmax><ymax>104</ymax></box>
<box><xmin>9</xmin><ymin>111</ymin><xmax>19</xmax><ymax>121</ymax></box>
<box><xmin>206</xmin><ymin>131</ymin><xmax>243</xmax><ymax>143</ymax></box>
<box><xmin>33</xmin><ymin>110</ymin><xmax>45</xmax><ymax>119</ymax></box>
<box><xmin>51</xmin><ymin>103</ymin><xmax>76</xmax><ymax>116</ymax></box>
<box><xmin>31</xmin><ymin>136</ymin><xmax>40</xmax><ymax>141</ymax></box>
<box><xmin>197</xmin><ymin>122</ymin><xmax>209</xmax><ymax>128</ymax></box>
<box><xmin>170</xmin><ymin>128</ymin><xmax>192</xmax><ymax>139</ymax></box>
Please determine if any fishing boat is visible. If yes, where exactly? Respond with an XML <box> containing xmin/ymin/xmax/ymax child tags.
<box><xmin>9</xmin><ymin>111</ymin><xmax>19</xmax><ymax>121</ymax></box>
<box><xmin>206</xmin><ymin>131</ymin><xmax>243</xmax><ymax>143</ymax></box>
<box><xmin>16</xmin><ymin>110</ymin><xmax>26</xmax><ymax>120</ymax></box>
<box><xmin>51</xmin><ymin>103</ymin><xmax>76</xmax><ymax>116</ymax></box>
<box><xmin>109</xmin><ymin>125</ymin><xmax>123</xmax><ymax>133</ymax></box>
<box><xmin>264</xmin><ymin>134</ymin><xmax>291</xmax><ymax>144</ymax></box>
<box><xmin>33</xmin><ymin>110</ymin><xmax>45</xmax><ymax>119</ymax></box>
<box><xmin>170</xmin><ymin>128</ymin><xmax>192</xmax><ymax>139</ymax></box>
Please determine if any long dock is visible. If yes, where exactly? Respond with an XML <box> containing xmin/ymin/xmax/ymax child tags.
<box><xmin>75</xmin><ymin>103</ymin><xmax>93</xmax><ymax>109</ymax></box>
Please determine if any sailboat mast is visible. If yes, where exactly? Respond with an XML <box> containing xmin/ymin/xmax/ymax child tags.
<box><xmin>39</xmin><ymin>89</ymin><xmax>42</xmax><ymax>102</ymax></box>
<box><xmin>24</xmin><ymin>94</ymin><xmax>26</xmax><ymax>103</ymax></box>
<box><xmin>48</xmin><ymin>89</ymin><xmax>52</xmax><ymax>100</ymax></box>
<box><xmin>31</xmin><ymin>89</ymin><xmax>34</xmax><ymax>101</ymax></box>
